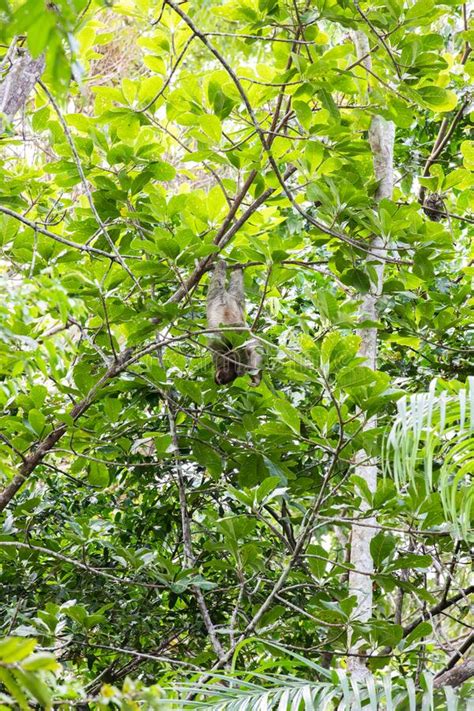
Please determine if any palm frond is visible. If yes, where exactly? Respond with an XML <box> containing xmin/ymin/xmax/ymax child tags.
<box><xmin>151</xmin><ymin>670</ymin><xmax>468</xmax><ymax>710</ymax></box>
<box><xmin>384</xmin><ymin>378</ymin><xmax>474</xmax><ymax>539</ymax></box>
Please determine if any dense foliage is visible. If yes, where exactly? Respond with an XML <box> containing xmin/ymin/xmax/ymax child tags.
<box><xmin>0</xmin><ymin>0</ymin><xmax>472</xmax><ymax>708</ymax></box>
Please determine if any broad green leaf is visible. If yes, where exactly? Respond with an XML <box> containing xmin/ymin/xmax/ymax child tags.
<box><xmin>306</xmin><ymin>544</ymin><xmax>328</xmax><ymax>578</ymax></box>
<box><xmin>14</xmin><ymin>668</ymin><xmax>52</xmax><ymax>709</ymax></box>
<box><xmin>0</xmin><ymin>667</ymin><xmax>29</xmax><ymax>710</ymax></box>
<box><xmin>272</xmin><ymin>399</ymin><xmax>300</xmax><ymax>434</ymax></box>
<box><xmin>0</xmin><ymin>638</ymin><xmax>37</xmax><ymax>663</ymax></box>
<box><xmin>387</xmin><ymin>554</ymin><xmax>432</xmax><ymax>571</ymax></box>
<box><xmin>370</xmin><ymin>621</ymin><xmax>403</xmax><ymax>647</ymax></box>
<box><xmin>255</xmin><ymin>476</ymin><xmax>282</xmax><ymax>504</ymax></box>
<box><xmin>29</xmin><ymin>385</ymin><xmax>48</xmax><ymax>409</ymax></box>
<box><xmin>199</xmin><ymin>114</ymin><xmax>222</xmax><ymax>143</ymax></box>
<box><xmin>341</xmin><ymin>267</ymin><xmax>371</xmax><ymax>293</ymax></box>
<box><xmin>337</xmin><ymin>366</ymin><xmax>377</xmax><ymax>389</ymax></box>
<box><xmin>192</xmin><ymin>441</ymin><xmax>222</xmax><ymax>476</ymax></box>
<box><xmin>404</xmin><ymin>622</ymin><xmax>432</xmax><ymax>645</ymax></box>
<box><xmin>370</xmin><ymin>532</ymin><xmax>396</xmax><ymax>568</ymax></box>
<box><xmin>27</xmin><ymin>12</ymin><xmax>56</xmax><ymax>57</ymax></box>
<box><xmin>150</xmin><ymin>160</ymin><xmax>176</xmax><ymax>181</ymax></box>
<box><xmin>460</xmin><ymin>140</ymin><xmax>474</xmax><ymax>170</ymax></box>
<box><xmin>22</xmin><ymin>653</ymin><xmax>59</xmax><ymax>672</ymax></box>
<box><xmin>28</xmin><ymin>409</ymin><xmax>46</xmax><ymax>435</ymax></box>
<box><xmin>88</xmin><ymin>461</ymin><xmax>110</xmax><ymax>487</ymax></box>
<box><xmin>415</xmin><ymin>86</ymin><xmax>458</xmax><ymax>112</ymax></box>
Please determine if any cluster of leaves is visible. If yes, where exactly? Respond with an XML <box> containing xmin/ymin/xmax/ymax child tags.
<box><xmin>0</xmin><ymin>637</ymin><xmax>59</xmax><ymax>709</ymax></box>
<box><xmin>0</xmin><ymin>0</ymin><xmax>472</xmax><ymax>707</ymax></box>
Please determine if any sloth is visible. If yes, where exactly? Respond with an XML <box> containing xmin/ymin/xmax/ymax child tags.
<box><xmin>206</xmin><ymin>260</ymin><xmax>262</xmax><ymax>386</ymax></box>
<box><xmin>422</xmin><ymin>192</ymin><xmax>447</xmax><ymax>222</ymax></box>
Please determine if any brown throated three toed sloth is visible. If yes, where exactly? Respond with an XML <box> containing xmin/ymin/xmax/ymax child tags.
<box><xmin>207</xmin><ymin>260</ymin><xmax>262</xmax><ymax>386</ymax></box>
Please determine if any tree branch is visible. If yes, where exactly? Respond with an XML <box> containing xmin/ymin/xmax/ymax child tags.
<box><xmin>0</xmin><ymin>541</ymin><xmax>163</xmax><ymax>590</ymax></box>
<box><xmin>0</xmin><ymin>348</ymin><xmax>133</xmax><ymax>512</ymax></box>
<box><xmin>0</xmin><ymin>204</ymin><xmax>127</xmax><ymax>261</ymax></box>
<box><xmin>163</xmin><ymin>370</ymin><xmax>227</xmax><ymax>662</ymax></box>
<box><xmin>434</xmin><ymin>659</ymin><xmax>474</xmax><ymax>689</ymax></box>
<box><xmin>403</xmin><ymin>586</ymin><xmax>474</xmax><ymax>638</ymax></box>
<box><xmin>354</xmin><ymin>1</ymin><xmax>401</xmax><ymax>79</ymax></box>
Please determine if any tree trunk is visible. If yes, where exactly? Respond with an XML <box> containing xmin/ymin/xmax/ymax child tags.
<box><xmin>347</xmin><ymin>31</ymin><xmax>395</xmax><ymax>681</ymax></box>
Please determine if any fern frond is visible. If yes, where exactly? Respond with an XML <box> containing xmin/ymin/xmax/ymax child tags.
<box><xmin>384</xmin><ymin>378</ymin><xmax>474</xmax><ymax>539</ymax></box>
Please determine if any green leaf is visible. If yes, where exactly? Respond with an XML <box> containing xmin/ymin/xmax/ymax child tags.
<box><xmin>370</xmin><ymin>621</ymin><xmax>403</xmax><ymax>647</ymax></box>
<box><xmin>32</xmin><ymin>106</ymin><xmax>50</xmax><ymax>132</ymax></box>
<box><xmin>227</xmin><ymin>485</ymin><xmax>253</xmax><ymax>507</ymax></box>
<box><xmin>406</xmin><ymin>0</ymin><xmax>434</xmax><ymax>18</ymax></box>
<box><xmin>316</xmin><ymin>292</ymin><xmax>339</xmax><ymax>324</ymax></box>
<box><xmin>192</xmin><ymin>441</ymin><xmax>222</xmax><ymax>477</ymax></box>
<box><xmin>103</xmin><ymin>397</ymin><xmax>122</xmax><ymax>421</ymax></box>
<box><xmin>341</xmin><ymin>268</ymin><xmax>371</xmax><ymax>293</ymax></box>
<box><xmin>318</xmin><ymin>88</ymin><xmax>340</xmax><ymax>121</ymax></box>
<box><xmin>14</xmin><ymin>668</ymin><xmax>52</xmax><ymax>709</ymax></box>
<box><xmin>27</xmin><ymin>12</ymin><xmax>56</xmax><ymax>56</ymax></box>
<box><xmin>29</xmin><ymin>385</ymin><xmax>48</xmax><ymax>409</ymax></box>
<box><xmin>88</xmin><ymin>461</ymin><xmax>110</xmax><ymax>487</ymax></box>
<box><xmin>0</xmin><ymin>667</ymin><xmax>29</xmax><ymax>710</ymax></box>
<box><xmin>272</xmin><ymin>399</ymin><xmax>300</xmax><ymax>434</ymax></box>
<box><xmin>199</xmin><ymin>114</ymin><xmax>222</xmax><ymax>143</ymax></box>
<box><xmin>387</xmin><ymin>554</ymin><xmax>432</xmax><ymax>571</ymax></box>
<box><xmin>337</xmin><ymin>366</ymin><xmax>377</xmax><ymax>389</ymax></box>
<box><xmin>255</xmin><ymin>476</ymin><xmax>282</xmax><ymax>504</ymax></box>
<box><xmin>121</xmin><ymin>77</ymin><xmax>138</xmax><ymax>104</ymax></box>
<box><xmin>0</xmin><ymin>638</ymin><xmax>37</xmax><ymax>663</ymax></box>
<box><xmin>138</xmin><ymin>76</ymin><xmax>163</xmax><ymax>105</ymax></box>
<box><xmin>188</xmin><ymin>574</ymin><xmax>218</xmax><ymax>591</ymax></box>
<box><xmin>351</xmin><ymin>474</ymin><xmax>373</xmax><ymax>505</ymax></box>
<box><xmin>174</xmin><ymin>379</ymin><xmax>203</xmax><ymax>404</ymax></box>
<box><xmin>404</xmin><ymin>621</ymin><xmax>432</xmax><ymax>645</ymax></box>
<box><xmin>217</xmin><ymin>515</ymin><xmax>257</xmax><ymax>541</ymax></box>
<box><xmin>305</xmin><ymin>140</ymin><xmax>324</xmax><ymax>170</ymax></box>
<box><xmin>293</xmin><ymin>100</ymin><xmax>313</xmax><ymax>129</ymax></box>
<box><xmin>28</xmin><ymin>409</ymin><xmax>46</xmax><ymax>435</ymax></box>
<box><xmin>64</xmin><ymin>605</ymin><xmax>88</xmax><ymax>626</ymax></box>
<box><xmin>131</xmin><ymin>170</ymin><xmax>153</xmax><ymax>195</ymax></box>
<box><xmin>306</xmin><ymin>544</ymin><xmax>328</xmax><ymax>578</ymax></box>
<box><xmin>321</xmin><ymin>331</ymin><xmax>340</xmax><ymax>367</ymax></box>
<box><xmin>370</xmin><ymin>532</ymin><xmax>396</xmax><ymax>568</ymax></box>
<box><xmin>150</xmin><ymin>160</ymin><xmax>176</xmax><ymax>181</ymax></box>
<box><xmin>22</xmin><ymin>653</ymin><xmax>59</xmax><ymax>672</ymax></box>
<box><xmin>460</xmin><ymin>140</ymin><xmax>474</xmax><ymax>170</ymax></box>
<box><xmin>415</xmin><ymin>86</ymin><xmax>458</xmax><ymax>112</ymax></box>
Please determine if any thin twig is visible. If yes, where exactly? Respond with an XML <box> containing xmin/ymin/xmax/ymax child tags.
<box><xmin>419</xmin><ymin>101</ymin><xmax>468</xmax><ymax>203</ymax></box>
<box><xmin>162</xmin><ymin>365</ymin><xmax>227</xmax><ymax>662</ymax></box>
<box><xmin>204</xmin><ymin>31</ymin><xmax>317</xmax><ymax>45</ymax></box>
<box><xmin>0</xmin><ymin>205</ymin><xmax>126</xmax><ymax>260</ymax></box>
<box><xmin>403</xmin><ymin>585</ymin><xmax>474</xmax><ymax>637</ymax></box>
<box><xmin>354</xmin><ymin>1</ymin><xmax>401</xmax><ymax>79</ymax></box>
<box><xmin>0</xmin><ymin>541</ymin><xmax>164</xmax><ymax>589</ymax></box>
<box><xmin>251</xmin><ymin>264</ymin><xmax>272</xmax><ymax>330</ymax></box>
<box><xmin>138</xmin><ymin>34</ymin><xmax>194</xmax><ymax>112</ymax></box>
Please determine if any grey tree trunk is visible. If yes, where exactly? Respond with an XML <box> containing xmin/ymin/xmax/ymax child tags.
<box><xmin>347</xmin><ymin>30</ymin><xmax>395</xmax><ymax>682</ymax></box>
